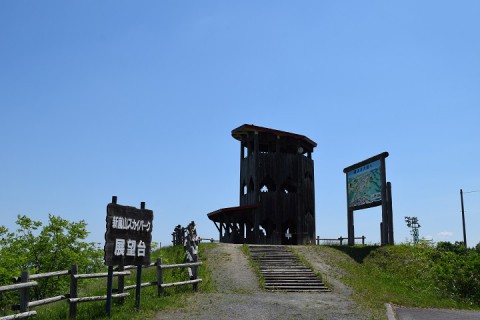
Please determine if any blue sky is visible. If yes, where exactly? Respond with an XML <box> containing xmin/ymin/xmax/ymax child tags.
<box><xmin>1</xmin><ymin>1</ymin><xmax>479</xmax><ymax>248</ymax></box>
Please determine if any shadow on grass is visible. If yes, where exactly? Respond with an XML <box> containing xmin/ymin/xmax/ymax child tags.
<box><xmin>328</xmin><ymin>245</ymin><xmax>379</xmax><ymax>263</ymax></box>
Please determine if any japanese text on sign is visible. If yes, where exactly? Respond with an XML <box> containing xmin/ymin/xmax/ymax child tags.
<box><xmin>104</xmin><ymin>201</ymin><xmax>153</xmax><ymax>267</ymax></box>
<box><xmin>112</xmin><ymin>216</ymin><xmax>151</xmax><ymax>232</ymax></box>
<box><xmin>114</xmin><ymin>239</ymin><xmax>146</xmax><ymax>257</ymax></box>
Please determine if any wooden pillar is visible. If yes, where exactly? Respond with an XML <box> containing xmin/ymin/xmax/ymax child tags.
<box><xmin>311</xmin><ymin>166</ymin><xmax>316</xmax><ymax>244</ymax></box>
<box><xmin>387</xmin><ymin>182</ymin><xmax>394</xmax><ymax>245</ymax></box>
<box><xmin>19</xmin><ymin>270</ymin><xmax>30</xmax><ymax>313</ymax></box>
<box><xmin>69</xmin><ymin>264</ymin><xmax>78</xmax><ymax>319</ymax></box>
<box><xmin>156</xmin><ymin>258</ymin><xmax>163</xmax><ymax>296</ymax></box>
<box><xmin>192</xmin><ymin>254</ymin><xmax>199</xmax><ymax>292</ymax></box>
<box><xmin>135</xmin><ymin>266</ymin><xmax>142</xmax><ymax>310</ymax></box>
<box><xmin>380</xmin><ymin>222</ymin><xmax>385</xmax><ymax>246</ymax></box>
<box><xmin>117</xmin><ymin>256</ymin><xmax>125</xmax><ymax>305</ymax></box>
<box><xmin>240</xmin><ymin>223</ymin><xmax>245</xmax><ymax>243</ymax></box>
<box><xmin>106</xmin><ymin>266</ymin><xmax>113</xmax><ymax>317</ymax></box>
<box><xmin>253</xmin><ymin>131</ymin><xmax>259</xmax><ymax>243</ymax></box>
<box><xmin>347</xmin><ymin>209</ymin><xmax>354</xmax><ymax>246</ymax></box>
<box><xmin>240</xmin><ymin>142</ymin><xmax>244</xmax><ymax>202</ymax></box>
<box><xmin>219</xmin><ymin>223</ymin><xmax>223</xmax><ymax>242</ymax></box>
<box><xmin>380</xmin><ymin>158</ymin><xmax>388</xmax><ymax>245</ymax></box>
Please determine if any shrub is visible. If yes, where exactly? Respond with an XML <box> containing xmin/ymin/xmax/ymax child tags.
<box><xmin>432</xmin><ymin>243</ymin><xmax>480</xmax><ymax>305</ymax></box>
<box><xmin>0</xmin><ymin>214</ymin><xmax>103</xmax><ymax>315</ymax></box>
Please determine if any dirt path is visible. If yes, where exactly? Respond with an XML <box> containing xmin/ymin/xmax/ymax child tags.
<box><xmin>154</xmin><ymin>244</ymin><xmax>375</xmax><ymax>320</ymax></box>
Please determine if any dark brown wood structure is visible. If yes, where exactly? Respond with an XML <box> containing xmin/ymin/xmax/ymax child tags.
<box><xmin>207</xmin><ymin>124</ymin><xmax>317</xmax><ymax>245</ymax></box>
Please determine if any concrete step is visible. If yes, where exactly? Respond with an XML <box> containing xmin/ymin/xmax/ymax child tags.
<box><xmin>248</xmin><ymin>245</ymin><xmax>330</xmax><ymax>293</ymax></box>
<box><xmin>264</xmin><ymin>281</ymin><xmax>327</xmax><ymax>286</ymax></box>
<box><xmin>264</xmin><ymin>277</ymin><xmax>321</xmax><ymax>280</ymax></box>
<box><xmin>265</xmin><ymin>287</ymin><xmax>331</xmax><ymax>292</ymax></box>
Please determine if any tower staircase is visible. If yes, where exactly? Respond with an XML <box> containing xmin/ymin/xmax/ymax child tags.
<box><xmin>248</xmin><ymin>245</ymin><xmax>330</xmax><ymax>292</ymax></box>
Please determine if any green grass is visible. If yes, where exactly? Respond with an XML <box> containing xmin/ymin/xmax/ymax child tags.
<box><xmin>13</xmin><ymin>242</ymin><xmax>480</xmax><ymax>320</ymax></box>
<box><xmin>240</xmin><ymin>244</ymin><xmax>265</xmax><ymax>289</ymax></box>
<box><xmin>30</xmin><ymin>243</ymin><xmax>216</xmax><ymax>320</ymax></box>
<box><xmin>295</xmin><ymin>244</ymin><xmax>480</xmax><ymax>320</ymax></box>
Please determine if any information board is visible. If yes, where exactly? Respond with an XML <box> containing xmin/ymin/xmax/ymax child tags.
<box><xmin>346</xmin><ymin>159</ymin><xmax>382</xmax><ymax>209</ymax></box>
<box><xmin>343</xmin><ymin>152</ymin><xmax>393</xmax><ymax>246</ymax></box>
<box><xmin>104</xmin><ymin>202</ymin><xmax>153</xmax><ymax>266</ymax></box>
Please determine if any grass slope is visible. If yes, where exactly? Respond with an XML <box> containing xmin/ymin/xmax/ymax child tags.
<box><xmin>31</xmin><ymin>243</ymin><xmax>216</xmax><ymax>320</ymax></box>
<box><xmin>295</xmin><ymin>244</ymin><xmax>480</xmax><ymax>319</ymax></box>
<box><xmin>15</xmin><ymin>242</ymin><xmax>480</xmax><ymax>320</ymax></box>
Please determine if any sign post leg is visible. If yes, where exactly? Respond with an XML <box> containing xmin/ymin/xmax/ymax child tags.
<box><xmin>135</xmin><ymin>265</ymin><xmax>142</xmax><ymax>310</ymax></box>
<box><xmin>347</xmin><ymin>209</ymin><xmax>354</xmax><ymax>246</ymax></box>
<box><xmin>387</xmin><ymin>182</ymin><xmax>394</xmax><ymax>245</ymax></box>
<box><xmin>106</xmin><ymin>266</ymin><xmax>113</xmax><ymax>317</ymax></box>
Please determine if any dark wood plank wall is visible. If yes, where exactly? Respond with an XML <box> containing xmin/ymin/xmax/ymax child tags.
<box><xmin>239</xmin><ymin>150</ymin><xmax>315</xmax><ymax>245</ymax></box>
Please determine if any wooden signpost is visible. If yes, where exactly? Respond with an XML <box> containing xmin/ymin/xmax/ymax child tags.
<box><xmin>104</xmin><ymin>196</ymin><xmax>153</xmax><ymax>316</ymax></box>
<box><xmin>343</xmin><ymin>152</ymin><xmax>394</xmax><ymax>246</ymax></box>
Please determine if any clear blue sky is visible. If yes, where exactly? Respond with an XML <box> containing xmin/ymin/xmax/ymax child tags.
<box><xmin>1</xmin><ymin>1</ymin><xmax>479</xmax><ymax>248</ymax></box>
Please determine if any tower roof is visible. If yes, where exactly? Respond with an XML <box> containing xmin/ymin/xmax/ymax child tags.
<box><xmin>231</xmin><ymin>124</ymin><xmax>317</xmax><ymax>153</ymax></box>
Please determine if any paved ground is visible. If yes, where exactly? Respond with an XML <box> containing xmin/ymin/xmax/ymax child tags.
<box><xmin>394</xmin><ymin>306</ymin><xmax>480</xmax><ymax>320</ymax></box>
<box><xmin>155</xmin><ymin>243</ymin><xmax>373</xmax><ymax>320</ymax></box>
<box><xmin>154</xmin><ymin>244</ymin><xmax>480</xmax><ymax>320</ymax></box>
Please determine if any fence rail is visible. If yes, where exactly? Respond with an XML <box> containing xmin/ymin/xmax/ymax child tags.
<box><xmin>0</xmin><ymin>282</ymin><xmax>37</xmax><ymax>293</ymax></box>
<box><xmin>0</xmin><ymin>252</ymin><xmax>203</xmax><ymax>320</ymax></box>
<box><xmin>69</xmin><ymin>293</ymin><xmax>130</xmax><ymax>304</ymax></box>
<box><xmin>73</xmin><ymin>271</ymin><xmax>130</xmax><ymax>280</ymax></box>
<box><xmin>316</xmin><ymin>236</ymin><xmax>366</xmax><ymax>246</ymax></box>
<box><xmin>13</xmin><ymin>270</ymin><xmax>70</xmax><ymax>283</ymax></box>
<box><xmin>0</xmin><ymin>311</ymin><xmax>37</xmax><ymax>320</ymax></box>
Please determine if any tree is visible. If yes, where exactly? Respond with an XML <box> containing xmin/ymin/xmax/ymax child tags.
<box><xmin>0</xmin><ymin>214</ymin><xmax>104</xmax><ymax>303</ymax></box>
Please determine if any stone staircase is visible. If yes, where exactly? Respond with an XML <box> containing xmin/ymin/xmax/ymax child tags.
<box><xmin>248</xmin><ymin>245</ymin><xmax>330</xmax><ymax>292</ymax></box>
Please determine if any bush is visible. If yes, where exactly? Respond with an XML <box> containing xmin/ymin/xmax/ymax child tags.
<box><xmin>360</xmin><ymin>243</ymin><xmax>480</xmax><ymax>307</ymax></box>
<box><xmin>432</xmin><ymin>242</ymin><xmax>480</xmax><ymax>305</ymax></box>
<box><xmin>0</xmin><ymin>214</ymin><xmax>104</xmax><ymax>315</ymax></box>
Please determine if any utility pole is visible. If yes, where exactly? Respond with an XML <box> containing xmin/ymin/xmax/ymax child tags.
<box><xmin>460</xmin><ymin>189</ymin><xmax>467</xmax><ymax>248</ymax></box>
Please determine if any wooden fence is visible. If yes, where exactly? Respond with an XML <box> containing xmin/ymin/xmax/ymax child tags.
<box><xmin>0</xmin><ymin>256</ymin><xmax>202</xmax><ymax>319</ymax></box>
<box><xmin>183</xmin><ymin>221</ymin><xmax>199</xmax><ymax>292</ymax></box>
<box><xmin>316</xmin><ymin>236</ymin><xmax>366</xmax><ymax>246</ymax></box>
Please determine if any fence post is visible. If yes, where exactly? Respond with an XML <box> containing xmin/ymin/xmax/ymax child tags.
<box><xmin>106</xmin><ymin>266</ymin><xmax>114</xmax><ymax>317</ymax></box>
<box><xmin>135</xmin><ymin>266</ymin><xmax>142</xmax><ymax>310</ymax></box>
<box><xmin>362</xmin><ymin>236</ymin><xmax>365</xmax><ymax>245</ymax></box>
<box><xmin>117</xmin><ymin>262</ymin><xmax>125</xmax><ymax>305</ymax></box>
<box><xmin>19</xmin><ymin>270</ymin><xmax>30</xmax><ymax>313</ymax></box>
<box><xmin>339</xmin><ymin>236</ymin><xmax>344</xmax><ymax>246</ymax></box>
<box><xmin>316</xmin><ymin>236</ymin><xmax>319</xmax><ymax>245</ymax></box>
<box><xmin>156</xmin><ymin>258</ymin><xmax>163</xmax><ymax>296</ymax></box>
<box><xmin>192</xmin><ymin>255</ymin><xmax>198</xmax><ymax>292</ymax></box>
<box><xmin>69</xmin><ymin>264</ymin><xmax>78</xmax><ymax>319</ymax></box>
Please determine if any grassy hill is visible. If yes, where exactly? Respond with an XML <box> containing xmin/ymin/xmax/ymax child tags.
<box><xmin>292</xmin><ymin>243</ymin><xmax>480</xmax><ymax>318</ymax></box>
<box><xmin>28</xmin><ymin>243</ymin><xmax>216</xmax><ymax>320</ymax></box>
<box><xmin>5</xmin><ymin>242</ymin><xmax>480</xmax><ymax>319</ymax></box>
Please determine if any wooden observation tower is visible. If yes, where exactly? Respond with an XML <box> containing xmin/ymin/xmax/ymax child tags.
<box><xmin>207</xmin><ymin>124</ymin><xmax>317</xmax><ymax>245</ymax></box>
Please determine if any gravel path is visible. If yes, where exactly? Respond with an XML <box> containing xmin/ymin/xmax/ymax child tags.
<box><xmin>154</xmin><ymin>244</ymin><xmax>375</xmax><ymax>320</ymax></box>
